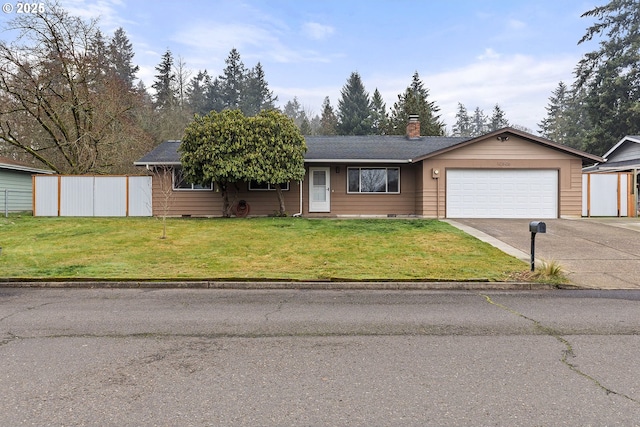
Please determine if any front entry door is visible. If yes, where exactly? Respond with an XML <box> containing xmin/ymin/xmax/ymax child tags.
<box><xmin>309</xmin><ymin>167</ymin><xmax>330</xmax><ymax>212</ymax></box>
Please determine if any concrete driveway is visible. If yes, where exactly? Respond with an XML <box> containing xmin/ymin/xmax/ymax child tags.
<box><xmin>447</xmin><ymin>218</ymin><xmax>640</xmax><ymax>289</ymax></box>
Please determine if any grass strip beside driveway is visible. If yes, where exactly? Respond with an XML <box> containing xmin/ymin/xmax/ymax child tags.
<box><xmin>0</xmin><ymin>217</ymin><xmax>527</xmax><ymax>281</ymax></box>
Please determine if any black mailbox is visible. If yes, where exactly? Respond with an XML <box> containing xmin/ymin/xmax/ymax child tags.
<box><xmin>529</xmin><ymin>221</ymin><xmax>546</xmax><ymax>234</ymax></box>
<box><xmin>529</xmin><ymin>221</ymin><xmax>546</xmax><ymax>271</ymax></box>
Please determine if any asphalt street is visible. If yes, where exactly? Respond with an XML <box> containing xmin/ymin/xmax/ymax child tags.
<box><xmin>1</xmin><ymin>288</ymin><xmax>639</xmax><ymax>426</ymax></box>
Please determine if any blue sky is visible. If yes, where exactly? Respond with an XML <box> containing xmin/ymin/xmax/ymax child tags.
<box><xmin>0</xmin><ymin>0</ymin><xmax>601</xmax><ymax>133</ymax></box>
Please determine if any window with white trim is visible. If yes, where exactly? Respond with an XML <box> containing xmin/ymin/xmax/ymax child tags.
<box><xmin>347</xmin><ymin>167</ymin><xmax>400</xmax><ymax>193</ymax></box>
<box><xmin>248</xmin><ymin>181</ymin><xmax>290</xmax><ymax>191</ymax></box>
<box><xmin>172</xmin><ymin>168</ymin><xmax>213</xmax><ymax>191</ymax></box>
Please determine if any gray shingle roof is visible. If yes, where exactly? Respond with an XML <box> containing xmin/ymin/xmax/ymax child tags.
<box><xmin>304</xmin><ymin>135</ymin><xmax>471</xmax><ymax>162</ymax></box>
<box><xmin>134</xmin><ymin>136</ymin><xmax>472</xmax><ymax>165</ymax></box>
<box><xmin>134</xmin><ymin>140</ymin><xmax>182</xmax><ymax>165</ymax></box>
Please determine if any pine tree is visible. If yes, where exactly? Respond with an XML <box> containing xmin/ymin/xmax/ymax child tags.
<box><xmin>107</xmin><ymin>27</ymin><xmax>139</xmax><ymax>89</ymax></box>
<box><xmin>299</xmin><ymin>111</ymin><xmax>312</xmax><ymax>135</ymax></box>
<box><xmin>370</xmin><ymin>88</ymin><xmax>388</xmax><ymax>135</ymax></box>
<box><xmin>319</xmin><ymin>96</ymin><xmax>337</xmax><ymax>136</ymax></box>
<box><xmin>539</xmin><ymin>82</ymin><xmax>571</xmax><ymax>143</ymax></box>
<box><xmin>87</xmin><ymin>29</ymin><xmax>108</xmax><ymax>83</ymax></box>
<box><xmin>539</xmin><ymin>82</ymin><xmax>591</xmax><ymax>150</ymax></box>
<box><xmin>452</xmin><ymin>103</ymin><xmax>471</xmax><ymax>136</ymax></box>
<box><xmin>337</xmin><ymin>72</ymin><xmax>372</xmax><ymax>135</ymax></box>
<box><xmin>152</xmin><ymin>49</ymin><xmax>177</xmax><ymax>110</ymax></box>
<box><xmin>575</xmin><ymin>0</ymin><xmax>640</xmax><ymax>155</ymax></box>
<box><xmin>186</xmin><ymin>70</ymin><xmax>213</xmax><ymax>115</ymax></box>
<box><xmin>218</xmin><ymin>48</ymin><xmax>246</xmax><ymax>110</ymax></box>
<box><xmin>309</xmin><ymin>114</ymin><xmax>321</xmax><ymax>135</ymax></box>
<box><xmin>470</xmin><ymin>107</ymin><xmax>486</xmax><ymax>136</ymax></box>
<box><xmin>206</xmin><ymin>78</ymin><xmax>226</xmax><ymax>113</ymax></box>
<box><xmin>242</xmin><ymin>62</ymin><xmax>277</xmax><ymax>116</ymax></box>
<box><xmin>283</xmin><ymin>97</ymin><xmax>303</xmax><ymax>127</ymax></box>
<box><xmin>388</xmin><ymin>72</ymin><xmax>445</xmax><ymax>136</ymax></box>
<box><xmin>488</xmin><ymin>104</ymin><xmax>509</xmax><ymax>131</ymax></box>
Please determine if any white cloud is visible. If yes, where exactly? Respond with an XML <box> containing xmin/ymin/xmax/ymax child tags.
<box><xmin>302</xmin><ymin>22</ymin><xmax>335</xmax><ymax>40</ymax></box>
<box><xmin>477</xmin><ymin>48</ymin><xmax>501</xmax><ymax>60</ymax></box>
<box><xmin>426</xmin><ymin>53</ymin><xmax>579</xmax><ymax>133</ymax></box>
<box><xmin>508</xmin><ymin>19</ymin><xmax>527</xmax><ymax>30</ymax></box>
<box><xmin>356</xmin><ymin>53</ymin><xmax>579</xmax><ymax>134</ymax></box>
<box><xmin>63</xmin><ymin>0</ymin><xmax>130</xmax><ymax>31</ymax></box>
<box><xmin>173</xmin><ymin>23</ymin><xmax>277</xmax><ymax>53</ymax></box>
<box><xmin>172</xmin><ymin>22</ymin><xmax>335</xmax><ymax>65</ymax></box>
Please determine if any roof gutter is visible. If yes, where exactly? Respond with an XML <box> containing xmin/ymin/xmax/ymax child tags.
<box><xmin>304</xmin><ymin>159</ymin><xmax>411</xmax><ymax>164</ymax></box>
<box><xmin>133</xmin><ymin>161</ymin><xmax>182</xmax><ymax>167</ymax></box>
<box><xmin>0</xmin><ymin>164</ymin><xmax>53</xmax><ymax>174</ymax></box>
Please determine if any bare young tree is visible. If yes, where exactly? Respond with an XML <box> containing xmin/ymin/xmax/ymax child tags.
<box><xmin>152</xmin><ymin>166</ymin><xmax>177</xmax><ymax>239</ymax></box>
<box><xmin>173</xmin><ymin>55</ymin><xmax>192</xmax><ymax>111</ymax></box>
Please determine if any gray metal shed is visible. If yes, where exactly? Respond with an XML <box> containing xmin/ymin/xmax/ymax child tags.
<box><xmin>0</xmin><ymin>157</ymin><xmax>52</xmax><ymax>215</ymax></box>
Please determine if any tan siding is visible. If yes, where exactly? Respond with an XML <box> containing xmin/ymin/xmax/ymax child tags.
<box><xmin>439</xmin><ymin>136</ymin><xmax>576</xmax><ymax>160</ymax></box>
<box><xmin>151</xmin><ymin>172</ymin><xmax>302</xmax><ymax>217</ymax></box>
<box><xmin>418</xmin><ymin>136</ymin><xmax>585</xmax><ymax>218</ymax></box>
<box><xmin>303</xmin><ymin>164</ymin><xmax>418</xmax><ymax>217</ymax></box>
<box><xmin>559</xmin><ymin>158</ymin><xmax>584</xmax><ymax>217</ymax></box>
<box><xmin>415</xmin><ymin>166</ymin><xmax>424</xmax><ymax>216</ymax></box>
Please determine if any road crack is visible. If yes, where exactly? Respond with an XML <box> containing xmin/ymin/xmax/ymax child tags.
<box><xmin>480</xmin><ymin>293</ymin><xmax>639</xmax><ymax>405</ymax></box>
<box><xmin>264</xmin><ymin>298</ymin><xmax>289</xmax><ymax>322</ymax></box>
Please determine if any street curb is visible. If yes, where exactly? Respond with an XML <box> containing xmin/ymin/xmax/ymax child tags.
<box><xmin>0</xmin><ymin>280</ymin><xmax>569</xmax><ymax>290</ymax></box>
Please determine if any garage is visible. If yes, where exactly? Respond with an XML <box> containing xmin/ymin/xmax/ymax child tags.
<box><xmin>446</xmin><ymin>169</ymin><xmax>558</xmax><ymax>218</ymax></box>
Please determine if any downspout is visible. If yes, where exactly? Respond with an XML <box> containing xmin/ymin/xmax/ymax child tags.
<box><xmin>633</xmin><ymin>169</ymin><xmax>638</xmax><ymax>218</ymax></box>
<box><xmin>293</xmin><ymin>179</ymin><xmax>303</xmax><ymax>217</ymax></box>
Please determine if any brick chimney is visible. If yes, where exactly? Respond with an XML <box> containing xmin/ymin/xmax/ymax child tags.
<box><xmin>406</xmin><ymin>115</ymin><xmax>420</xmax><ymax>139</ymax></box>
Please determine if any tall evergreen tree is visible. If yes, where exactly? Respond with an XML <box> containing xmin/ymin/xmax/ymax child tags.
<box><xmin>283</xmin><ymin>96</ymin><xmax>303</xmax><ymax>128</ymax></box>
<box><xmin>470</xmin><ymin>107</ymin><xmax>487</xmax><ymax>136</ymax></box>
<box><xmin>538</xmin><ymin>82</ymin><xmax>571</xmax><ymax>143</ymax></box>
<box><xmin>337</xmin><ymin>72</ymin><xmax>372</xmax><ymax>135</ymax></box>
<box><xmin>242</xmin><ymin>62</ymin><xmax>277</xmax><ymax>116</ymax></box>
<box><xmin>388</xmin><ymin>72</ymin><xmax>445</xmax><ymax>136</ymax></box>
<box><xmin>206</xmin><ymin>78</ymin><xmax>226</xmax><ymax>113</ymax></box>
<box><xmin>152</xmin><ymin>49</ymin><xmax>177</xmax><ymax>110</ymax></box>
<box><xmin>488</xmin><ymin>104</ymin><xmax>509</xmax><ymax>131</ymax></box>
<box><xmin>575</xmin><ymin>0</ymin><xmax>640</xmax><ymax>155</ymax></box>
<box><xmin>107</xmin><ymin>27</ymin><xmax>139</xmax><ymax>89</ymax></box>
<box><xmin>452</xmin><ymin>103</ymin><xmax>471</xmax><ymax>136</ymax></box>
<box><xmin>186</xmin><ymin>70</ymin><xmax>213</xmax><ymax>115</ymax></box>
<box><xmin>319</xmin><ymin>96</ymin><xmax>337</xmax><ymax>136</ymax></box>
<box><xmin>218</xmin><ymin>48</ymin><xmax>246</xmax><ymax>110</ymax></box>
<box><xmin>299</xmin><ymin>111</ymin><xmax>312</xmax><ymax>135</ymax></box>
<box><xmin>87</xmin><ymin>29</ymin><xmax>108</xmax><ymax>83</ymax></box>
<box><xmin>309</xmin><ymin>114</ymin><xmax>321</xmax><ymax>135</ymax></box>
<box><xmin>539</xmin><ymin>82</ymin><xmax>591</xmax><ymax>150</ymax></box>
<box><xmin>370</xmin><ymin>88</ymin><xmax>388</xmax><ymax>135</ymax></box>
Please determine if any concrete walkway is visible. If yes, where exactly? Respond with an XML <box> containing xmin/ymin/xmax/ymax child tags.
<box><xmin>447</xmin><ymin>218</ymin><xmax>640</xmax><ymax>290</ymax></box>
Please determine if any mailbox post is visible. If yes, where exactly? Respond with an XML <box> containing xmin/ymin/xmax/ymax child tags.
<box><xmin>529</xmin><ymin>221</ymin><xmax>546</xmax><ymax>271</ymax></box>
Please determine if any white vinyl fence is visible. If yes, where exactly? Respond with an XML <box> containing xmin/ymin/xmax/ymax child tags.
<box><xmin>34</xmin><ymin>175</ymin><xmax>152</xmax><ymax>217</ymax></box>
<box><xmin>582</xmin><ymin>173</ymin><xmax>634</xmax><ymax>217</ymax></box>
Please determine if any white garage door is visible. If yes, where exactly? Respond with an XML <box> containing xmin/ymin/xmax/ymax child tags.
<box><xmin>446</xmin><ymin>169</ymin><xmax>558</xmax><ymax>218</ymax></box>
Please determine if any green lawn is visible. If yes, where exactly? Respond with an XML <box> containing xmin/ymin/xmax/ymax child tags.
<box><xmin>0</xmin><ymin>216</ymin><xmax>528</xmax><ymax>281</ymax></box>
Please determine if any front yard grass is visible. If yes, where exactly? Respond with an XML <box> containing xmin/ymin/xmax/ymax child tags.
<box><xmin>0</xmin><ymin>216</ymin><xmax>529</xmax><ymax>281</ymax></box>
